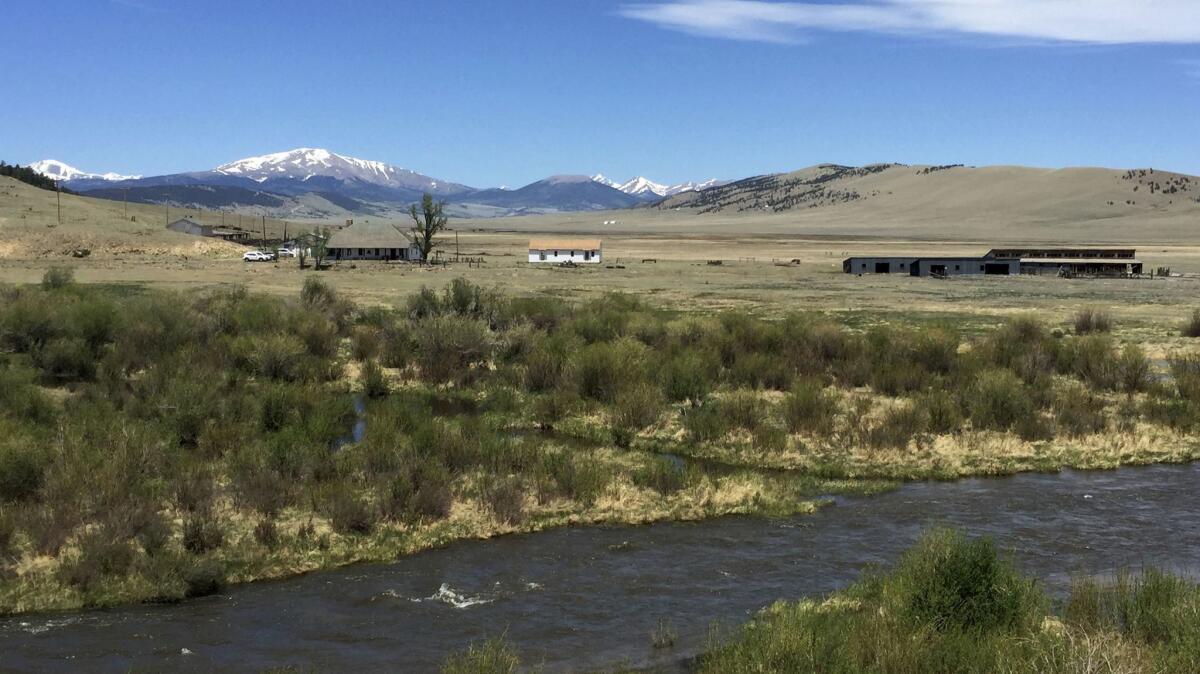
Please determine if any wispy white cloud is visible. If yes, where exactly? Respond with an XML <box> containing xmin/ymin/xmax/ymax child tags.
<box><xmin>620</xmin><ymin>0</ymin><xmax>1200</xmax><ymax>45</ymax></box>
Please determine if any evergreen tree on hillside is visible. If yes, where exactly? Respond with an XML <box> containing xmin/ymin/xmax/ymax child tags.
<box><xmin>0</xmin><ymin>161</ymin><xmax>71</xmax><ymax>193</ymax></box>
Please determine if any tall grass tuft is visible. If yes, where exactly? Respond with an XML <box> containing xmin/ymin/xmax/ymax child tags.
<box><xmin>1073</xmin><ymin>308</ymin><xmax>1113</xmax><ymax>334</ymax></box>
<box><xmin>440</xmin><ymin>638</ymin><xmax>519</xmax><ymax>674</ymax></box>
<box><xmin>1182</xmin><ymin>310</ymin><xmax>1200</xmax><ymax>338</ymax></box>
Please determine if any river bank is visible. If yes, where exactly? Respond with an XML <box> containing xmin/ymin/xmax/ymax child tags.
<box><xmin>3</xmin><ymin>463</ymin><xmax>1198</xmax><ymax>672</ymax></box>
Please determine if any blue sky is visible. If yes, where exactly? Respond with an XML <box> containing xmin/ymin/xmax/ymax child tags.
<box><xmin>3</xmin><ymin>0</ymin><xmax>1199</xmax><ymax>187</ymax></box>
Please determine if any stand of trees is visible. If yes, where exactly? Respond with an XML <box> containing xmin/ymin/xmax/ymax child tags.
<box><xmin>0</xmin><ymin>161</ymin><xmax>68</xmax><ymax>193</ymax></box>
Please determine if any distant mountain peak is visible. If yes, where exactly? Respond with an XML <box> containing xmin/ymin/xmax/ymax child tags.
<box><xmin>591</xmin><ymin>173</ymin><xmax>725</xmax><ymax>198</ymax></box>
<box><xmin>30</xmin><ymin>159</ymin><xmax>140</xmax><ymax>182</ymax></box>
<box><xmin>213</xmin><ymin>147</ymin><xmax>470</xmax><ymax>195</ymax></box>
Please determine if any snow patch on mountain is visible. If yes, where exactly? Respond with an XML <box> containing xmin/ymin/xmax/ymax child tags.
<box><xmin>30</xmin><ymin>160</ymin><xmax>140</xmax><ymax>182</ymax></box>
<box><xmin>214</xmin><ymin>148</ymin><xmax>469</xmax><ymax>194</ymax></box>
<box><xmin>591</xmin><ymin>174</ymin><xmax>726</xmax><ymax>197</ymax></box>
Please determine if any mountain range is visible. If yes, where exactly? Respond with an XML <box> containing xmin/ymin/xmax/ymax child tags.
<box><xmin>30</xmin><ymin>149</ymin><xmax>723</xmax><ymax>218</ymax></box>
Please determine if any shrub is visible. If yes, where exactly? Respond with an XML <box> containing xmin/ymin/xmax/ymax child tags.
<box><xmin>379</xmin><ymin>321</ymin><xmax>412</xmax><ymax>369</ymax></box>
<box><xmin>233</xmin><ymin>465</ymin><xmax>292</xmax><ymax>516</ymax></box>
<box><xmin>892</xmin><ymin>529</ymin><xmax>1041</xmax><ymax>633</ymax></box>
<box><xmin>35</xmin><ymin>337</ymin><xmax>97</xmax><ymax>382</ymax></box>
<box><xmin>0</xmin><ymin>443</ymin><xmax>47</xmax><ymax>502</ymax></box>
<box><xmin>660</xmin><ymin>348</ymin><xmax>717</xmax><ymax>403</ymax></box>
<box><xmin>1064</xmin><ymin>569</ymin><xmax>1200</xmax><ymax>658</ymax></box>
<box><xmin>976</xmin><ymin>317</ymin><xmax>1059</xmax><ymax>383</ymax></box>
<box><xmin>914</xmin><ymin>389</ymin><xmax>963</xmax><ymax>434</ymax></box>
<box><xmin>681</xmin><ymin>401</ymin><xmax>729</xmax><ymax>444</ymax></box>
<box><xmin>1053</xmin><ymin>383</ymin><xmax>1107</xmax><ymax>437</ymax></box>
<box><xmin>1073</xmin><ymin>308</ymin><xmax>1113</xmax><ymax>334</ymax></box>
<box><xmin>441</xmin><ymin>638</ymin><xmax>519</xmax><ymax>674</ymax></box>
<box><xmin>1141</xmin><ymin>397</ymin><xmax>1200</xmax><ymax>433</ymax></box>
<box><xmin>781</xmin><ymin>379</ymin><xmax>838</xmax><ymax>434</ymax></box>
<box><xmin>326</xmin><ymin>488</ymin><xmax>374</xmax><ymax>535</ymax></box>
<box><xmin>720</xmin><ymin>389</ymin><xmax>767</xmax><ymax>431</ymax></box>
<box><xmin>610</xmin><ymin>383</ymin><xmax>664</xmax><ymax>447</ymax></box>
<box><xmin>184</xmin><ymin>558</ymin><xmax>226</xmax><ymax>598</ymax></box>
<box><xmin>530</xmin><ymin>387</ymin><xmax>577</xmax><ymax>431</ymax></box>
<box><xmin>1060</xmin><ymin>335</ymin><xmax>1119</xmax><ymax>390</ymax></box>
<box><xmin>965</xmin><ymin>369</ymin><xmax>1036</xmax><ymax>433</ymax></box>
<box><xmin>1182</xmin><ymin>310</ymin><xmax>1200</xmax><ymax>338</ymax></box>
<box><xmin>182</xmin><ymin>512</ymin><xmax>224</xmax><ymax>554</ymax></box>
<box><xmin>350</xmin><ymin>325</ymin><xmax>380</xmax><ymax>361</ymax></box>
<box><xmin>414</xmin><ymin>315</ymin><xmax>494</xmax><ymax>384</ymax></box>
<box><xmin>867</xmin><ymin>403</ymin><xmax>927</xmax><ymax>450</ymax></box>
<box><xmin>239</xmin><ymin>333</ymin><xmax>307</xmax><ymax>381</ymax></box>
<box><xmin>412</xmin><ymin>464</ymin><xmax>454</xmax><ymax>520</ymax></box>
<box><xmin>253</xmin><ymin>518</ymin><xmax>279</xmax><ymax>549</ymax></box>
<box><xmin>361</xmin><ymin>359</ymin><xmax>389</xmax><ymax>398</ymax></box>
<box><xmin>41</xmin><ymin>267</ymin><xmax>75</xmax><ymax>290</ymax></box>
<box><xmin>575</xmin><ymin>338</ymin><xmax>647</xmax><ymax>403</ymax></box>
<box><xmin>1170</xmin><ymin>354</ymin><xmax>1200</xmax><ymax>403</ymax></box>
<box><xmin>554</xmin><ymin>457</ymin><xmax>608</xmax><ymax>506</ymax></box>
<box><xmin>441</xmin><ymin>278</ymin><xmax>504</xmax><ymax>324</ymax></box>
<box><xmin>481</xmin><ymin>476</ymin><xmax>525</xmax><ymax>525</ymax></box>
<box><xmin>300</xmin><ymin>276</ymin><xmax>338</xmax><ymax>309</ymax></box>
<box><xmin>522</xmin><ymin>334</ymin><xmax>574</xmax><ymax>393</ymax></box>
<box><xmin>729</xmin><ymin>351</ymin><xmax>793</xmax><ymax>390</ymax></box>
<box><xmin>62</xmin><ymin>528</ymin><xmax>135</xmax><ymax>591</ymax></box>
<box><xmin>0</xmin><ymin>364</ymin><xmax>56</xmax><ymax>423</ymax></box>
<box><xmin>1115</xmin><ymin>343</ymin><xmax>1151</xmax><ymax>394</ymax></box>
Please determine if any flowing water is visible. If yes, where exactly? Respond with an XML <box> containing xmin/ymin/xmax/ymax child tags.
<box><xmin>3</xmin><ymin>463</ymin><xmax>1198</xmax><ymax>673</ymax></box>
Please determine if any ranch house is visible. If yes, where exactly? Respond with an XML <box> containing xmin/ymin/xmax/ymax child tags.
<box><xmin>528</xmin><ymin>238</ymin><xmax>602</xmax><ymax>264</ymax></box>
<box><xmin>325</xmin><ymin>220</ymin><xmax>423</xmax><ymax>262</ymax></box>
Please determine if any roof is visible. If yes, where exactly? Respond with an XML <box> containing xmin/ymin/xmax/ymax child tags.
<box><xmin>326</xmin><ymin>221</ymin><xmax>411</xmax><ymax>249</ymax></box>
<box><xmin>168</xmin><ymin>217</ymin><xmax>207</xmax><ymax>227</ymax></box>
<box><xmin>529</xmin><ymin>238</ymin><xmax>602</xmax><ymax>250</ymax></box>
<box><xmin>989</xmin><ymin>248</ymin><xmax>1136</xmax><ymax>259</ymax></box>
<box><xmin>912</xmin><ymin>257</ymin><xmax>1014</xmax><ymax>262</ymax></box>
<box><xmin>1020</xmin><ymin>258</ymin><xmax>1141</xmax><ymax>265</ymax></box>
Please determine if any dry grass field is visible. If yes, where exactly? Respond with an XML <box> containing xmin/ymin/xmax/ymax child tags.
<box><xmin>3</xmin><ymin>173</ymin><xmax>1200</xmax><ymax>352</ymax></box>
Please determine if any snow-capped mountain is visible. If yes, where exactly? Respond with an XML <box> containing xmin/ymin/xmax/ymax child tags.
<box><xmin>591</xmin><ymin>174</ymin><xmax>726</xmax><ymax>199</ymax></box>
<box><xmin>30</xmin><ymin>159</ymin><xmax>140</xmax><ymax>183</ymax></box>
<box><xmin>214</xmin><ymin>148</ymin><xmax>471</xmax><ymax>196</ymax></box>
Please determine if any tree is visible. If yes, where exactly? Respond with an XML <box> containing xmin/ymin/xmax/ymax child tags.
<box><xmin>405</xmin><ymin>193</ymin><xmax>447</xmax><ymax>263</ymax></box>
<box><xmin>309</xmin><ymin>226</ymin><xmax>331</xmax><ymax>269</ymax></box>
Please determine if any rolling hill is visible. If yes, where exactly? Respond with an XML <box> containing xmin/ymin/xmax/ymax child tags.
<box><xmin>653</xmin><ymin>163</ymin><xmax>1200</xmax><ymax>225</ymax></box>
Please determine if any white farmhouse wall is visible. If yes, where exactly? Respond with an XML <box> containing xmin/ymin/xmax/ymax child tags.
<box><xmin>528</xmin><ymin>248</ymin><xmax>601</xmax><ymax>264</ymax></box>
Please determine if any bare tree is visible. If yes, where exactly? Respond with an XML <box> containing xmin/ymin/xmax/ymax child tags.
<box><xmin>405</xmin><ymin>193</ymin><xmax>447</xmax><ymax>263</ymax></box>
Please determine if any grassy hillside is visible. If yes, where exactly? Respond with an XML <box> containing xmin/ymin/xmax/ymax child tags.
<box><xmin>654</xmin><ymin>163</ymin><xmax>1200</xmax><ymax>232</ymax></box>
<box><xmin>0</xmin><ymin>176</ymin><xmax>274</xmax><ymax>259</ymax></box>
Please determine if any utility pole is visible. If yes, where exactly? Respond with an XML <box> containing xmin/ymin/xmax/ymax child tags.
<box><xmin>121</xmin><ymin>187</ymin><xmax>128</xmax><ymax>219</ymax></box>
<box><xmin>261</xmin><ymin>215</ymin><xmax>267</xmax><ymax>251</ymax></box>
<box><xmin>55</xmin><ymin>180</ymin><xmax>62</xmax><ymax>225</ymax></box>
<box><xmin>165</xmin><ymin>205</ymin><xmax>169</xmax><ymax>226</ymax></box>
<box><xmin>455</xmin><ymin>229</ymin><xmax>460</xmax><ymax>260</ymax></box>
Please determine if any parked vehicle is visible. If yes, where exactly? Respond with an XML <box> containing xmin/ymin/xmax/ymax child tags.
<box><xmin>243</xmin><ymin>250</ymin><xmax>275</xmax><ymax>262</ymax></box>
<box><xmin>276</xmin><ymin>248</ymin><xmax>298</xmax><ymax>258</ymax></box>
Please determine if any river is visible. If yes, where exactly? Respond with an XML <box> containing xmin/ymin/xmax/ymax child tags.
<box><xmin>2</xmin><ymin>463</ymin><xmax>1198</xmax><ymax>673</ymax></box>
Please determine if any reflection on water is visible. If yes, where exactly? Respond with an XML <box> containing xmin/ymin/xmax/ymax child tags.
<box><xmin>2</xmin><ymin>463</ymin><xmax>1198</xmax><ymax>673</ymax></box>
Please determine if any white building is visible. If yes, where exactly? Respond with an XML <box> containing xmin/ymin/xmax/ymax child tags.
<box><xmin>528</xmin><ymin>238</ymin><xmax>602</xmax><ymax>264</ymax></box>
